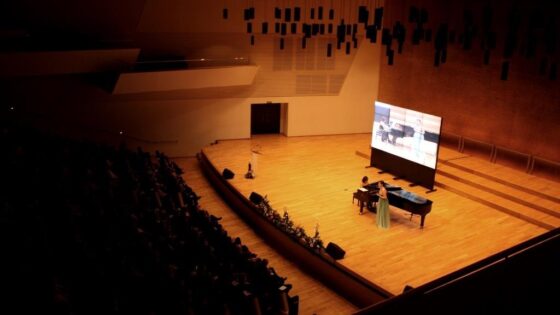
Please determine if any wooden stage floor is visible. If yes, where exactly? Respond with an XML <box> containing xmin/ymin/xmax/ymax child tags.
<box><xmin>179</xmin><ymin>133</ymin><xmax>560</xmax><ymax>313</ymax></box>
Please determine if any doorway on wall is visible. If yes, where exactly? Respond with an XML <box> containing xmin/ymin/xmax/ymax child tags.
<box><xmin>251</xmin><ymin>103</ymin><xmax>287</xmax><ymax>135</ymax></box>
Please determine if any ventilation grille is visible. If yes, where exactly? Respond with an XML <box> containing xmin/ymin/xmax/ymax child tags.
<box><xmin>296</xmin><ymin>75</ymin><xmax>327</xmax><ymax>94</ymax></box>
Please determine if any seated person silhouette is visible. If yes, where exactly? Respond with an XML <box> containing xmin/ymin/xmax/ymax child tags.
<box><xmin>358</xmin><ymin>176</ymin><xmax>376</xmax><ymax>214</ymax></box>
<box><xmin>379</xmin><ymin>117</ymin><xmax>390</xmax><ymax>142</ymax></box>
<box><xmin>361</xmin><ymin>176</ymin><xmax>369</xmax><ymax>187</ymax></box>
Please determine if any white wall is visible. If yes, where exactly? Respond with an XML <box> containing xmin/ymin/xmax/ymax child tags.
<box><xmin>283</xmin><ymin>42</ymin><xmax>381</xmax><ymax>136</ymax></box>
<box><xmin>7</xmin><ymin>40</ymin><xmax>381</xmax><ymax>157</ymax></box>
<box><xmin>4</xmin><ymin>0</ymin><xmax>383</xmax><ymax>157</ymax></box>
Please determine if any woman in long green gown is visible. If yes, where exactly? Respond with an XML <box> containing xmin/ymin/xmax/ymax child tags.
<box><xmin>376</xmin><ymin>181</ymin><xmax>390</xmax><ymax>229</ymax></box>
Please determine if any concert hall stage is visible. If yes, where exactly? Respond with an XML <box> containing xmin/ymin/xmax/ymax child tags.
<box><xmin>192</xmin><ymin>134</ymin><xmax>560</xmax><ymax>303</ymax></box>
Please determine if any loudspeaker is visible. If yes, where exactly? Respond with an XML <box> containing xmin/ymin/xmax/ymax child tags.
<box><xmin>402</xmin><ymin>285</ymin><xmax>414</xmax><ymax>293</ymax></box>
<box><xmin>326</xmin><ymin>242</ymin><xmax>345</xmax><ymax>260</ymax></box>
<box><xmin>222</xmin><ymin>168</ymin><xmax>235</xmax><ymax>180</ymax></box>
<box><xmin>249</xmin><ymin>192</ymin><xmax>264</xmax><ymax>204</ymax></box>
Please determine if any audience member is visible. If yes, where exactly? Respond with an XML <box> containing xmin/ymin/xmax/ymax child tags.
<box><xmin>0</xmin><ymin>123</ymin><xmax>293</xmax><ymax>315</ymax></box>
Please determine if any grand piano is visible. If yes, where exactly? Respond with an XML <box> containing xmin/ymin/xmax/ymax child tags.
<box><xmin>389</xmin><ymin>124</ymin><xmax>414</xmax><ymax>144</ymax></box>
<box><xmin>388</xmin><ymin>123</ymin><xmax>439</xmax><ymax>144</ymax></box>
<box><xmin>354</xmin><ymin>181</ymin><xmax>432</xmax><ymax>228</ymax></box>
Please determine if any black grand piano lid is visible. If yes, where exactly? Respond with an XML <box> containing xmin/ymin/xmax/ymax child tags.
<box><xmin>389</xmin><ymin>189</ymin><xmax>431</xmax><ymax>204</ymax></box>
<box><xmin>369</xmin><ymin>181</ymin><xmax>402</xmax><ymax>191</ymax></box>
<box><xmin>385</xmin><ymin>183</ymin><xmax>402</xmax><ymax>191</ymax></box>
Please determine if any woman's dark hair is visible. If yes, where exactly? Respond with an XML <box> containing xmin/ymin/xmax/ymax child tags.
<box><xmin>378</xmin><ymin>180</ymin><xmax>385</xmax><ymax>187</ymax></box>
<box><xmin>362</xmin><ymin>176</ymin><xmax>368</xmax><ymax>183</ymax></box>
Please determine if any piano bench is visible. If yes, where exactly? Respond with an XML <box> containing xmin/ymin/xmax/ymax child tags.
<box><xmin>353</xmin><ymin>192</ymin><xmax>367</xmax><ymax>205</ymax></box>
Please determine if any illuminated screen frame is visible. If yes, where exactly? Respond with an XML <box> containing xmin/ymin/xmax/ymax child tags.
<box><xmin>371</xmin><ymin>101</ymin><xmax>442</xmax><ymax>169</ymax></box>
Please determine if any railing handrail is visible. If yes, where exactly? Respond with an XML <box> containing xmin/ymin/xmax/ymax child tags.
<box><xmin>494</xmin><ymin>144</ymin><xmax>530</xmax><ymax>157</ymax></box>
<box><xmin>533</xmin><ymin>155</ymin><xmax>560</xmax><ymax>168</ymax></box>
<box><xmin>461</xmin><ymin>135</ymin><xmax>493</xmax><ymax>146</ymax></box>
<box><xmin>442</xmin><ymin>132</ymin><xmax>560</xmax><ymax>167</ymax></box>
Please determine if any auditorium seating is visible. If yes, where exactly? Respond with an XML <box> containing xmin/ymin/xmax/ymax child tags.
<box><xmin>1</xmin><ymin>122</ymin><xmax>295</xmax><ymax>314</ymax></box>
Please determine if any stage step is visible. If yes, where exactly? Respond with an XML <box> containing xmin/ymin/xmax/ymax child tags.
<box><xmin>435</xmin><ymin>167</ymin><xmax>560</xmax><ymax>230</ymax></box>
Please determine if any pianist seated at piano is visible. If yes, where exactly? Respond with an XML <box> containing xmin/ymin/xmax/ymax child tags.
<box><xmin>361</xmin><ymin>176</ymin><xmax>369</xmax><ymax>187</ymax></box>
<box><xmin>379</xmin><ymin>117</ymin><xmax>390</xmax><ymax>142</ymax></box>
<box><xmin>358</xmin><ymin>176</ymin><xmax>376</xmax><ymax>214</ymax></box>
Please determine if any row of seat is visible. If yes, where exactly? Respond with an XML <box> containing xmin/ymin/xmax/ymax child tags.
<box><xmin>1</xmin><ymin>122</ymin><xmax>296</xmax><ymax>314</ymax></box>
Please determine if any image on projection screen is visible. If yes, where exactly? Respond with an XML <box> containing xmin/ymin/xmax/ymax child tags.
<box><xmin>371</xmin><ymin>101</ymin><xmax>442</xmax><ymax>169</ymax></box>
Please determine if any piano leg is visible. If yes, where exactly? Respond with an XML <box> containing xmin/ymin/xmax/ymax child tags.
<box><xmin>369</xmin><ymin>202</ymin><xmax>377</xmax><ymax>213</ymax></box>
<box><xmin>420</xmin><ymin>215</ymin><xmax>426</xmax><ymax>228</ymax></box>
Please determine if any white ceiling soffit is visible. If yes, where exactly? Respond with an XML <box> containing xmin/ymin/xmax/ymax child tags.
<box><xmin>112</xmin><ymin>65</ymin><xmax>259</xmax><ymax>94</ymax></box>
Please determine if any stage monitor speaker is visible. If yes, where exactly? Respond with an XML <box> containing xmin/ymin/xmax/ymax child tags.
<box><xmin>326</xmin><ymin>242</ymin><xmax>346</xmax><ymax>260</ymax></box>
<box><xmin>402</xmin><ymin>285</ymin><xmax>414</xmax><ymax>293</ymax></box>
<box><xmin>249</xmin><ymin>192</ymin><xmax>264</xmax><ymax>204</ymax></box>
<box><xmin>222</xmin><ymin>168</ymin><xmax>235</xmax><ymax>179</ymax></box>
